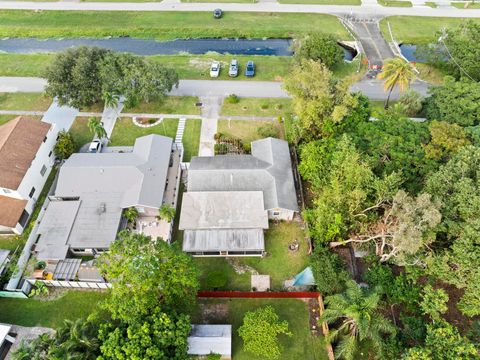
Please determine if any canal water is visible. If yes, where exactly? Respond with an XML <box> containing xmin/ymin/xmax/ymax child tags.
<box><xmin>0</xmin><ymin>37</ymin><xmax>356</xmax><ymax>60</ymax></box>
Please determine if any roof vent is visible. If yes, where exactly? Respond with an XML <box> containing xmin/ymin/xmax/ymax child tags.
<box><xmin>98</xmin><ymin>202</ymin><xmax>106</xmax><ymax>214</ymax></box>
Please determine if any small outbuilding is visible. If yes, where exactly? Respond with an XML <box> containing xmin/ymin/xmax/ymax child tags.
<box><xmin>187</xmin><ymin>324</ymin><xmax>232</xmax><ymax>359</ymax></box>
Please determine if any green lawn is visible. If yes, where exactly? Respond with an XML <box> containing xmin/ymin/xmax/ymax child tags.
<box><xmin>190</xmin><ymin>222</ymin><xmax>309</xmax><ymax>291</ymax></box>
<box><xmin>0</xmin><ymin>93</ymin><xmax>52</xmax><ymax>111</ymax></box>
<box><xmin>280</xmin><ymin>0</ymin><xmax>359</xmax><ymax>4</ymax></box>
<box><xmin>451</xmin><ymin>1</ymin><xmax>480</xmax><ymax>7</ymax></box>
<box><xmin>0</xmin><ymin>236</ymin><xmax>24</xmax><ymax>252</ymax></box>
<box><xmin>70</xmin><ymin>117</ymin><xmax>93</xmax><ymax>150</ymax></box>
<box><xmin>378</xmin><ymin>0</ymin><xmax>413</xmax><ymax>6</ymax></box>
<box><xmin>380</xmin><ymin>16</ymin><xmax>480</xmax><ymax>44</ymax></box>
<box><xmin>221</xmin><ymin>98</ymin><xmax>293</xmax><ymax>118</ymax></box>
<box><xmin>183</xmin><ymin>119</ymin><xmax>201</xmax><ymax>162</ymax></box>
<box><xmin>424</xmin><ymin>1</ymin><xmax>437</xmax><ymax>6</ymax></box>
<box><xmin>109</xmin><ymin>117</ymin><xmax>178</xmax><ymax>146</ymax></box>
<box><xmin>124</xmin><ymin>96</ymin><xmax>201</xmax><ymax>115</ymax></box>
<box><xmin>0</xmin><ymin>11</ymin><xmax>349</xmax><ymax>40</ymax></box>
<box><xmin>0</xmin><ymin>291</ymin><xmax>107</xmax><ymax>328</ymax></box>
<box><xmin>217</xmin><ymin>120</ymin><xmax>284</xmax><ymax>144</ymax></box>
<box><xmin>183</xmin><ymin>0</ymin><xmax>255</xmax><ymax>3</ymax></box>
<box><xmin>192</xmin><ymin>298</ymin><xmax>328</xmax><ymax>360</ymax></box>
<box><xmin>0</xmin><ymin>53</ymin><xmax>51</xmax><ymax>77</ymax></box>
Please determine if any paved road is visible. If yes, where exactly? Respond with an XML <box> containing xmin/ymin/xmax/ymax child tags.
<box><xmin>0</xmin><ymin>76</ymin><xmax>430</xmax><ymax>100</ymax></box>
<box><xmin>0</xmin><ymin>1</ymin><xmax>480</xmax><ymax>18</ymax></box>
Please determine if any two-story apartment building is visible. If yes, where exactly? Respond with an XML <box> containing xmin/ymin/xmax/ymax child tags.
<box><xmin>0</xmin><ymin>116</ymin><xmax>57</xmax><ymax>235</ymax></box>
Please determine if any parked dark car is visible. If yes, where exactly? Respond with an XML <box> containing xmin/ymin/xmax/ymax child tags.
<box><xmin>213</xmin><ymin>9</ymin><xmax>222</xmax><ymax>18</ymax></box>
<box><xmin>245</xmin><ymin>60</ymin><xmax>255</xmax><ymax>77</ymax></box>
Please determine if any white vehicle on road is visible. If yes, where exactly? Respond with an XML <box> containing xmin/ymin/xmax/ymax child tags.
<box><xmin>210</xmin><ymin>61</ymin><xmax>220</xmax><ymax>78</ymax></box>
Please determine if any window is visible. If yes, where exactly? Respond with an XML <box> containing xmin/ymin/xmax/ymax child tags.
<box><xmin>2</xmin><ymin>189</ymin><xmax>11</xmax><ymax>194</ymax></box>
<box><xmin>43</xmin><ymin>136</ymin><xmax>47</xmax><ymax>143</ymax></box>
<box><xmin>40</xmin><ymin>165</ymin><xmax>47</xmax><ymax>176</ymax></box>
<box><xmin>28</xmin><ymin>187</ymin><xmax>35</xmax><ymax>198</ymax></box>
<box><xmin>18</xmin><ymin>210</ymin><xmax>30</xmax><ymax>227</ymax></box>
<box><xmin>48</xmin><ymin>151</ymin><xmax>53</xmax><ymax>157</ymax></box>
<box><xmin>273</xmin><ymin>211</ymin><xmax>280</xmax><ymax>216</ymax></box>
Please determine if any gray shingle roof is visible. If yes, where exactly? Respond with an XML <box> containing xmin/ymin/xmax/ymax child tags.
<box><xmin>188</xmin><ymin>137</ymin><xmax>298</xmax><ymax>212</ymax></box>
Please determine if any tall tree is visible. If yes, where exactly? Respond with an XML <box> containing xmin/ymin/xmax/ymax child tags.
<box><xmin>98</xmin><ymin>231</ymin><xmax>199</xmax><ymax>322</ymax></box>
<box><xmin>45</xmin><ymin>46</ymin><xmax>111</xmax><ymax>108</ymax></box>
<box><xmin>295</xmin><ymin>33</ymin><xmax>344</xmax><ymax>70</ymax></box>
<box><xmin>88</xmin><ymin>117</ymin><xmax>107</xmax><ymax>139</ymax></box>
<box><xmin>378</xmin><ymin>57</ymin><xmax>416</xmax><ymax>109</ymax></box>
<box><xmin>321</xmin><ymin>281</ymin><xmax>396</xmax><ymax>360</ymax></box>
<box><xmin>330</xmin><ymin>190</ymin><xmax>442</xmax><ymax>264</ymax></box>
<box><xmin>238</xmin><ymin>306</ymin><xmax>292</xmax><ymax>360</ymax></box>
<box><xmin>423</xmin><ymin>120</ymin><xmax>471</xmax><ymax>162</ymax></box>
<box><xmin>283</xmin><ymin>59</ymin><xmax>359</xmax><ymax>140</ymax></box>
<box><xmin>425</xmin><ymin>77</ymin><xmax>480</xmax><ymax>127</ymax></box>
<box><xmin>98</xmin><ymin>307</ymin><xmax>191</xmax><ymax>360</ymax></box>
<box><xmin>103</xmin><ymin>91</ymin><xmax>119</xmax><ymax>109</ymax></box>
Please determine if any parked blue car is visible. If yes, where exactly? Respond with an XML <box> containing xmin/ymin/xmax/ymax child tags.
<box><xmin>245</xmin><ymin>61</ymin><xmax>255</xmax><ymax>77</ymax></box>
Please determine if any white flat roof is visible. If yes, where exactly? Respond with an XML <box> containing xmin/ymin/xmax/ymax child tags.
<box><xmin>187</xmin><ymin>325</ymin><xmax>231</xmax><ymax>356</ymax></box>
<box><xmin>0</xmin><ymin>324</ymin><xmax>12</xmax><ymax>347</ymax></box>
<box><xmin>179</xmin><ymin>191</ymin><xmax>269</xmax><ymax>230</ymax></box>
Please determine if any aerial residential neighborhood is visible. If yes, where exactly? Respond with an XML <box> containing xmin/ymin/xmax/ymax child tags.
<box><xmin>0</xmin><ymin>1</ymin><xmax>479</xmax><ymax>359</ymax></box>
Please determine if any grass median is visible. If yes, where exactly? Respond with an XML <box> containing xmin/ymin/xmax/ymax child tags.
<box><xmin>0</xmin><ymin>11</ymin><xmax>349</xmax><ymax>40</ymax></box>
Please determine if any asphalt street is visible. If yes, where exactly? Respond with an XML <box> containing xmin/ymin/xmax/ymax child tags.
<box><xmin>0</xmin><ymin>77</ymin><xmax>430</xmax><ymax>101</ymax></box>
<box><xmin>0</xmin><ymin>1</ymin><xmax>480</xmax><ymax>18</ymax></box>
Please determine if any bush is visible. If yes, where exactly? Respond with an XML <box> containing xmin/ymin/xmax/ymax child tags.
<box><xmin>257</xmin><ymin>123</ymin><xmax>279</xmax><ymax>139</ymax></box>
<box><xmin>34</xmin><ymin>261</ymin><xmax>46</xmax><ymax>270</ymax></box>
<box><xmin>53</xmin><ymin>130</ymin><xmax>75</xmax><ymax>160</ymax></box>
<box><xmin>242</xmin><ymin>141</ymin><xmax>252</xmax><ymax>153</ymax></box>
<box><xmin>309</xmin><ymin>247</ymin><xmax>349</xmax><ymax>296</ymax></box>
<box><xmin>398</xmin><ymin>90</ymin><xmax>424</xmax><ymax>117</ymax></box>
<box><xmin>226</xmin><ymin>94</ymin><xmax>240</xmax><ymax>104</ymax></box>
<box><xmin>206</xmin><ymin>353</ymin><xmax>222</xmax><ymax>360</ymax></box>
<box><xmin>260</xmin><ymin>103</ymin><xmax>269</xmax><ymax>110</ymax></box>
<box><xmin>206</xmin><ymin>270</ymin><xmax>228</xmax><ymax>289</ymax></box>
<box><xmin>295</xmin><ymin>33</ymin><xmax>344</xmax><ymax>70</ymax></box>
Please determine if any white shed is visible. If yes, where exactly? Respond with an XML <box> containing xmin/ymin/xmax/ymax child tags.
<box><xmin>187</xmin><ymin>324</ymin><xmax>232</xmax><ymax>359</ymax></box>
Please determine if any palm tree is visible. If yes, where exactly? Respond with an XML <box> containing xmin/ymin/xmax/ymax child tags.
<box><xmin>320</xmin><ymin>281</ymin><xmax>396</xmax><ymax>360</ymax></box>
<box><xmin>378</xmin><ymin>57</ymin><xmax>416</xmax><ymax>109</ymax></box>
<box><xmin>124</xmin><ymin>206</ymin><xmax>139</xmax><ymax>225</ymax></box>
<box><xmin>87</xmin><ymin>117</ymin><xmax>107</xmax><ymax>139</ymax></box>
<box><xmin>158</xmin><ymin>203</ymin><xmax>176</xmax><ymax>223</ymax></box>
<box><xmin>103</xmin><ymin>91</ymin><xmax>119</xmax><ymax>109</ymax></box>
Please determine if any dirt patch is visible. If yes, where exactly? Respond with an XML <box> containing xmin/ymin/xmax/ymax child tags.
<box><xmin>197</xmin><ymin>302</ymin><xmax>229</xmax><ymax>323</ymax></box>
<box><xmin>307</xmin><ymin>298</ymin><xmax>322</xmax><ymax>337</ymax></box>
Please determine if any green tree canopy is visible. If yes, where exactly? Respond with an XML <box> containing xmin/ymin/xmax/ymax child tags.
<box><xmin>442</xmin><ymin>21</ymin><xmax>480</xmax><ymax>82</ymax></box>
<box><xmin>403</xmin><ymin>321</ymin><xmax>478</xmax><ymax>360</ymax></box>
<box><xmin>98</xmin><ymin>307</ymin><xmax>191</xmax><ymax>360</ymax></box>
<box><xmin>98</xmin><ymin>231</ymin><xmax>199</xmax><ymax>322</ymax></box>
<box><xmin>309</xmin><ymin>246</ymin><xmax>349</xmax><ymax>296</ymax></box>
<box><xmin>423</xmin><ymin>120</ymin><xmax>471</xmax><ymax>162</ymax></box>
<box><xmin>46</xmin><ymin>46</ymin><xmax>178</xmax><ymax>109</ymax></box>
<box><xmin>238</xmin><ymin>305</ymin><xmax>292</xmax><ymax>360</ymax></box>
<box><xmin>295</xmin><ymin>33</ymin><xmax>344</xmax><ymax>69</ymax></box>
<box><xmin>283</xmin><ymin>59</ymin><xmax>359</xmax><ymax>140</ymax></box>
<box><xmin>321</xmin><ymin>280</ymin><xmax>396</xmax><ymax>360</ymax></box>
<box><xmin>425</xmin><ymin>77</ymin><xmax>480</xmax><ymax>127</ymax></box>
<box><xmin>53</xmin><ymin>130</ymin><xmax>75</xmax><ymax>160</ymax></box>
<box><xmin>419</xmin><ymin>285</ymin><xmax>449</xmax><ymax>322</ymax></box>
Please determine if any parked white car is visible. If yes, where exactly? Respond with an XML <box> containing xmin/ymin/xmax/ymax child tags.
<box><xmin>88</xmin><ymin>139</ymin><xmax>103</xmax><ymax>153</ymax></box>
<box><xmin>210</xmin><ymin>61</ymin><xmax>220</xmax><ymax>78</ymax></box>
<box><xmin>228</xmin><ymin>59</ymin><xmax>239</xmax><ymax>77</ymax></box>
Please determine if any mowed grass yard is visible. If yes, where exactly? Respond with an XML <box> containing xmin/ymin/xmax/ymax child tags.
<box><xmin>0</xmin><ymin>93</ymin><xmax>52</xmax><ymax>111</ymax></box>
<box><xmin>191</xmin><ymin>222</ymin><xmax>309</xmax><ymax>291</ymax></box>
<box><xmin>192</xmin><ymin>298</ymin><xmax>328</xmax><ymax>360</ymax></box>
<box><xmin>0</xmin><ymin>11</ymin><xmax>349</xmax><ymax>40</ymax></box>
<box><xmin>183</xmin><ymin>119</ymin><xmax>202</xmax><ymax>161</ymax></box>
<box><xmin>221</xmin><ymin>98</ymin><xmax>293</xmax><ymax>118</ymax></box>
<box><xmin>217</xmin><ymin>119</ymin><xmax>284</xmax><ymax>144</ymax></box>
<box><xmin>109</xmin><ymin>117</ymin><xmax>178</xmax><ymax>146</ymax></box>
<box><xmin>0</xmin><ymin>291</ymin><xmax>107</xmax><ymax>328</ymax></box>
<box><xmin>380</xmin><ymin>16</ymin><xmax>480</xmax><ymax>44</ymax></box>
<box><xmin>123</xmin><ymin>96</ymin><xmax>201</xmax><ymax>115</ymax></box>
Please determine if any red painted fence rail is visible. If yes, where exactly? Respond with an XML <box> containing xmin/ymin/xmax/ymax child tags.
<box><xmin>197</xmin><ymin>291</ymin><xmax>320</xmax><ymax>299</ymax></box>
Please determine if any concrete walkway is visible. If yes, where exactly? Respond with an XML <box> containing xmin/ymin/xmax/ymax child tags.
<box><xmin>100</xmin><ymin>97</ymin><xmax>124</xmax><ymax>139</ymax></box>
<box><xmin>198</xmin><ymin>96</ymin><xmax>222</xmax><ymax>157</ymax></box>
<box><xmin>0</xmin><ymin>1</ymin><xmax>480</xmax><ymax>18</ymax></box>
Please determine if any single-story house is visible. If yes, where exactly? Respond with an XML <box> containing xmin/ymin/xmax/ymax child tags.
<box><xmin>187</xmin><ymin>325</ymin><xmax>231</xmax><ymax>359</ymax></box>
<box><xmin>33</xmin><ymin>135</ymin><xmax>182</xmax><ymax>269</ymax></box>
<box><xmin>180</xmin><ymin>137</ymin><xmax>299</xmax><ymax>256</ymax></box>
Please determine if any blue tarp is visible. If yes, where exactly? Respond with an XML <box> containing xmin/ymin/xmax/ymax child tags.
<box><xmin>293</xmin><ymin>267</ymin><xmax>315</xmax><ymax>286</ymax></box>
